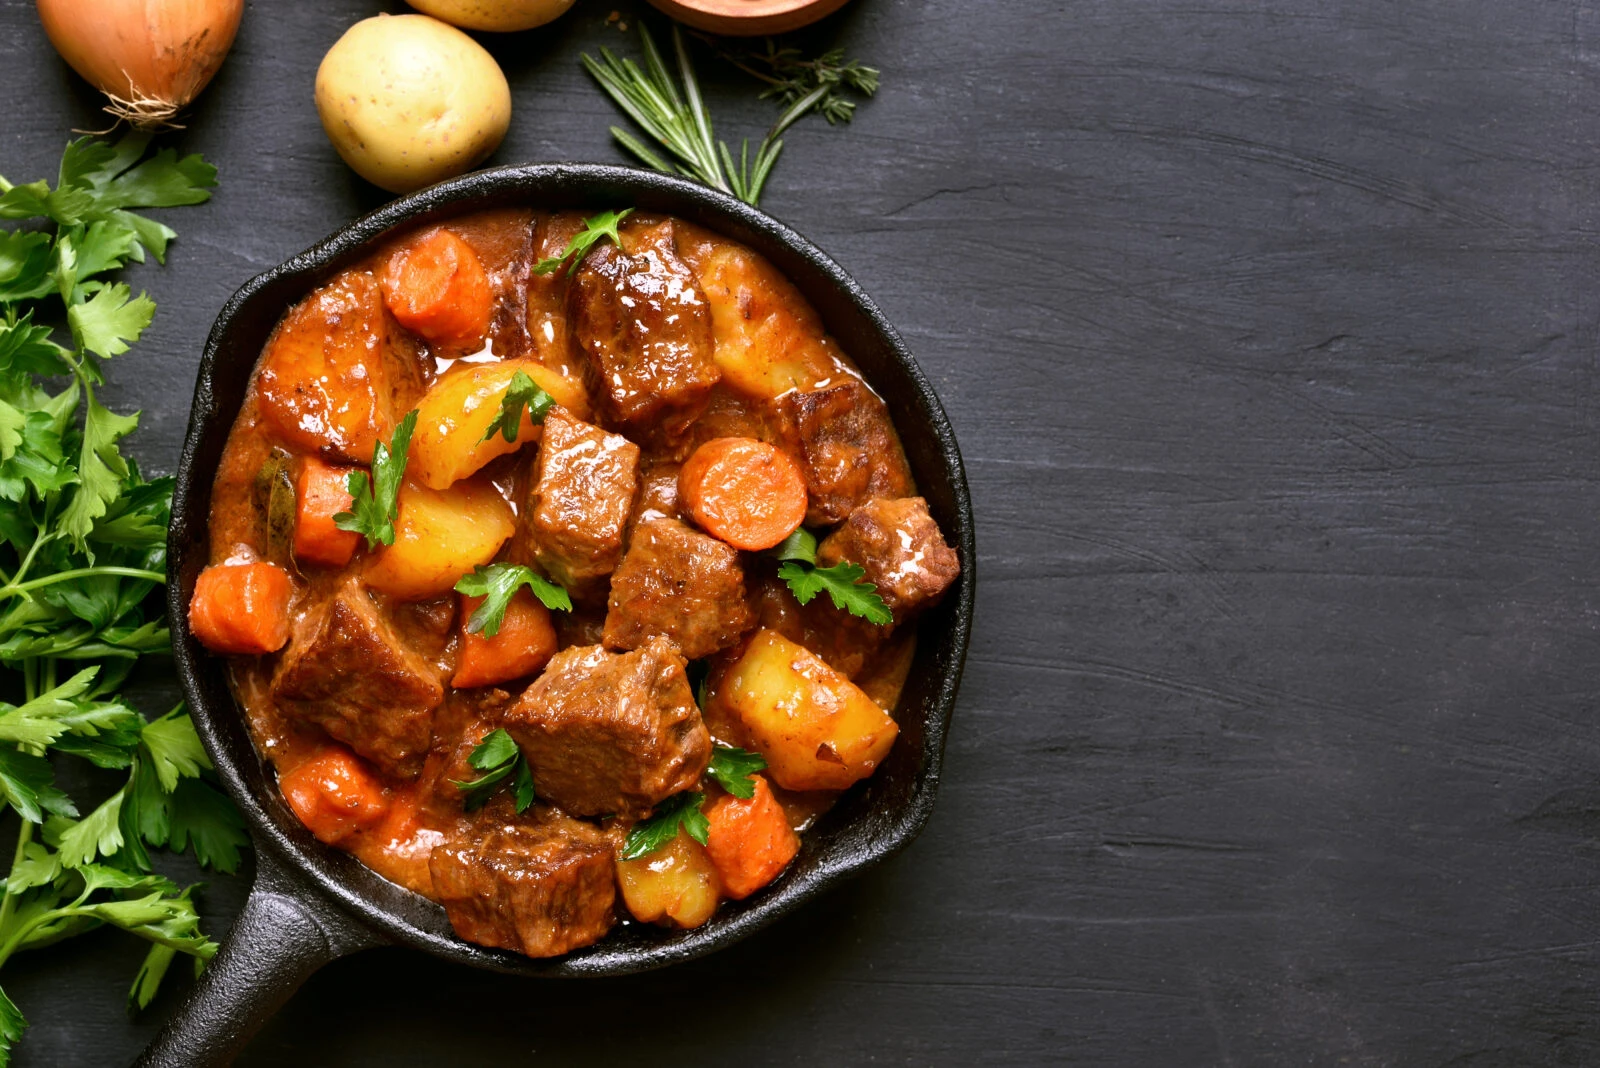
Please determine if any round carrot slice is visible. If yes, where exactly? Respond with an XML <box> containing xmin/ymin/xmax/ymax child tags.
<box><xmin>380</xmin><ymin>228</ymin><xmax>493</xmax><ymax>349</ymax></box>
<box><xmin>679</xmin><ymin>437</ymin><xmax>808</xmax><ymax>551</ymax></box>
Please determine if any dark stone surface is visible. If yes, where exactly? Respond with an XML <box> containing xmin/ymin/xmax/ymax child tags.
<box><xmin>4</xmin><ymin>0</ymin><xmax>1600</xmax><ymax>1064</ymax></box>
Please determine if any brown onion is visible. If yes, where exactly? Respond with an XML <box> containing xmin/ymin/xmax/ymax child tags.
<box><xmin>35</xmin><ymin>0</ymin><xmax>244</xmax><ymax>128</ymax></box>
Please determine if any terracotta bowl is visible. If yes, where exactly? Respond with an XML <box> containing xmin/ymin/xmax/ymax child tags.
<box><xmin>644</xmin><ymin>0</ymin><xmax>855</xmax><ymax>36</ymax></box>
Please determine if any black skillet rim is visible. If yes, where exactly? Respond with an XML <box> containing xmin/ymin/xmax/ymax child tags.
<box><xmin>167</xmin><ymin>162</ymin><xmax>976</xmax><ymax>977</ymax></box>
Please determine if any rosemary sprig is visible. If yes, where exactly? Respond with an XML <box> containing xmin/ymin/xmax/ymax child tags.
<box><xmin>581</xmin><ymin>24</ymin><xmax>877</xmax><ymax>207</ymax></box>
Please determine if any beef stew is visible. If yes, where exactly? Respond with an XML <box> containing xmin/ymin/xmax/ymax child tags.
<box><xmin>188</xmin><ymin>207</ymin><xmax>961</xmax><ymax>959</ymax></box>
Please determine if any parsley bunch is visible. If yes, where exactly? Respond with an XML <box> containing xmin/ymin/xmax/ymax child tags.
<box><xmin>0</xmin><ymin>134</ymin><xmax>246</xmax><ymax>1063</ymax></box>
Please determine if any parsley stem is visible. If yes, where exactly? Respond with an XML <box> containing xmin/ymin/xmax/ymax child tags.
<box><xmin>0</xmin><ymin>819</ymin><xmax>33</xmax><ymax>945</ymax></box>
<box><xmin>1</xmin><ymin>566</ymin><xmax>165</xmax><ymax>599</ymax></box>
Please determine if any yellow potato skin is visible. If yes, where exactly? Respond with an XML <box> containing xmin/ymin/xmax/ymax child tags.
<box><xmin>409</xmin><ymin>360</ymin><xmax>587</xmax><ymax>490</ymax></box>
<box><xmin>364</xmin><ymin>478</ymin><xmax>514</xmax><ymax>600</ymax></box>
<box><xmin>406</xmin><ymin>0</ymin><xmax>575</xmax><ymax>32</ymax></box>
<box><xmin>315</xmin><ymin>14</ymin><xmax>511</xmax><ymax>194</ymax></box>
<box><xmin>696</xmin><ymin>245</ymin><xmax>846</xmax><ymax>400</ymax></box>
<box><xmin>708</xmin><ymin>629</ymin><xmax>899</xmax><ymax>791</ymax></box>
<box><xmin>616</xmin><ymin>831</ymin><xmax>722</xmax><ymax>929</ymax></box>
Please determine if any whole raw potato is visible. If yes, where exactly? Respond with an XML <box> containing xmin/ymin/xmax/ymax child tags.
<box><xmin>406</xmin><ymin>0</ymin><xmax>576</xmax><ymax>32</ymax></box>
<box><xmin>315</xmin><ymin>14</ymin><xmax>511</xmax><ymax>194</ymax></box>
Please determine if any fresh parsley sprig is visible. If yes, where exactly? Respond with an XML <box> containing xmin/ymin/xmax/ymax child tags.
<box><xmin>451</xmin><ymin>729</ymin><xmax>535</xmax><ymax>813</ymax></box>
<box><xmin>334</xmin><ymin>410</ymin><xmax>417</xmax><ymax>550</ymax></box>
<box><xmin>453</xmin><ymin>563</ymin><xmax>572</xmax><ymax>636</ymax></box>
<box><xmin>772</xmin><ymin>528</ymin><xmax>892</xmax><ymax>626</ymax></box>
<box><xmin>532</xmin><ymin>209</ymin><xmax>633</xmax><ymax>276</ymax></box>
<box><xmin>581</xmin><ymin>25</ymin><xmax>876</xmax><ymax>207</ymax></box>
<box><xmin>620</xmin><ymin>747</ymin><xmax>768</xmax><ymax>859</ymax></box>
<box><xmin>706</xmin><ymin>745</ymin><xmax>766</xmax><ymax>800</ymax></box>
<box><xmin>0</xmin><ymin>133</ymin><xmax>243</xmax><ymax>1057</ymax></box>
<box><xmin>481</xmin><ymin>371</ymin><xmax>557</xmax><ymax>444</ymax></box>
<box><xmin>621</xmin><ymin>790</ymin><xmax>709</xmax><ymax>861</ymax></box>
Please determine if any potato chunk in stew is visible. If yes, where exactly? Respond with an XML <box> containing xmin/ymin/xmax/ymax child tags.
<box><xmin>693</xmin><ymin>244</ymin><xmax>843</xmax><ymax>400</ymax></box>
<box><xmin>409</xmin><ymin>359</ymin><xmax>586</xmax><ymax>490</ymax></box>
<box><xmin>616</xmin><ymin>829</ymin><xmax>722</xmax><ymax>929</ymax></box>
<box><xmin>430</xmin><ymin>808</ymin><xmax>616</xmax><ymax>958</ymax></box>
<box><xmin>271</xmin><ymin>579</ymin><xmax>444</xmax><ymax>779</ymax></box>
<box><xmin>502</xmin><ymin>637</ymin><xmax>709</xmax><ymax>817</ymax></box>
<box><xmin>707</xmin><ymin>629</ymin><xmax>898</xmax><ymax>792</ymax></box>
<box><xmin>364</xmin><ymin>478</ymin><xmax>515</xmax><ymax>601</ymax></box>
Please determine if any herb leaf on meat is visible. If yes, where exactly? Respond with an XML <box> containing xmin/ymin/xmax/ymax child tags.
<box><xmin>771</xmin><ymin>528</ymin><xmax>892</xmax><ymax>625</ymax></box>
<box><xmin>532</xmin><ymin>209</ymin><xmax>633</xmax><ymax>276</ymax></box>
<box><xmin>621</xmin><ymin>790</ymin><xmax>710</xmax><ymax>860</ymax></box>
<box><xmin>452</xmin><ymin>728</ymin><xmax>534</xmax><ymax>813</ymax></box>
<box><xmin>454</xmin><ymin>563</ymin><xmax>572</xmax><ymax>635</ymax></box>
<box><xmin>481</xmin><ymin>370</ymin><xmax>557</xmax><ymax>443</ymax></box>
<box><xmin>706</xmin><ymin>745</ymin><xmax>766</xmax><ymax>799</ymax></box>
<box><xmin>334</xmin><ymin>410</ymin><xmax>417</xmax><ymax>550</ymax></box>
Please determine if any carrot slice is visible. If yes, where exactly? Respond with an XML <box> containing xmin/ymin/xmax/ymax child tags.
<box><xmin>678</xmin><ymin>436</ymin><xmax>808</xmax><ymax>551</ymax></box>
<box><xmin>381</xmin><ymin>228</ymin><xmax>494</xmax><ymax>349</ymax></box>
<box><xmin>452</xmin><ymin>588</ymin><xmax>558</xmax><ymax>688</ymax></box>
<box><xmin>703</xmin><ymin>774</ymin><xmax>800</xmax><ymax>899</ymax></box>
<box><xmin>279</xmin><ymin>745</ymin><xmax>390</xmax><ymax>845</ymax></box>
<box><xmin>294</xmin><ymin>456</ymin><xmax>361</xmax><ymax>567</ymax></box>
<box><xmin>188</xmin><ymin>562</ymin><xmax>293</xmax><ymax>655</ymax></box>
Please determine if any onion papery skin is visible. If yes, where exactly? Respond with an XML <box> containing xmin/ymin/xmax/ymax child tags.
<box><xmin>35</xmin><ymin>0</ymin><xmax>245</xmax><ymax>127</ymax></box>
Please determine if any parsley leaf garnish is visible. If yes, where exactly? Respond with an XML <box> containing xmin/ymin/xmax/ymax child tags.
<box><xmin>481</xmin><ymin>370</ymin><xmax>556</xmax><ymax>444</ymax></box>
<box><xmin>771</xmin><ymin>527</ymin><xmax>892</xmax><ymax>625</ymax></box>
<box><xmin>706</xmin><ymin>745</ymin><xmax>767</xmax><ymax>800</ymax></box>
<box><xmin>454</xmin><ymin>562</ymin><xmax>572</xmax><ymax>636</ymax></box>
<box><xmin>451</xmin><ymin>729</ymin><xmax>535</xmax><ymax>812</ymax></box>
<box><xmin>532</xmin><ymin>209</ymin><xmax>633</xmax><ymax>276</ymax></box>
<box><xmin>334</xmin><ymin>410</ymin><xmax>418</xmax><ymax>550</ymax></box>
<box><xmin>620</xmin><ymin>791</ymin><xmax>710</xmax><ymax>861</ymax></box>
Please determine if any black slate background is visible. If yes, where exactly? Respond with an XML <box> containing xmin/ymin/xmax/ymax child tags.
<box><xmin>4</xmin><ymin>0</ymin><xmax>1600</xmax><ymax>1064</ymax></box>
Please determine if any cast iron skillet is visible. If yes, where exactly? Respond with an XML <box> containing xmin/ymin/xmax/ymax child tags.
<box><xmin>142</xmin><ymin>163</ymin><xmax>975</xmax><ymax>1067</ymax></box>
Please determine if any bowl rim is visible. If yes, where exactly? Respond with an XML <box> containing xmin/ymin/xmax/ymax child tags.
<box><xmin>168</xmin><ymin>161</ymin><xmax>976</xmax><ymax>977</ymax></box>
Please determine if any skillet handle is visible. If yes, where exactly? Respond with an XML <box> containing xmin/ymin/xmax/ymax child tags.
<box><xmin>133</xmin><ymin>844</ymin><xmax>381</xmax><ymax>1068</ymax></box>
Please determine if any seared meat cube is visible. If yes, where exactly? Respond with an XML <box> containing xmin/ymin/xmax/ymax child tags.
<box><xmin>429</xmin><ymin>809</ymin><xmax>616</xmax><ymax>957</ymax></box>
<box><xmin>515</xmin><ymin>407</ymin><xmax>640</xmax><ymax>590</ymax></box>
<box><xmin>271</xmin><ymin>579</ymin><xmax>444</xmax><ymax>779</ymax></box>
<box><xmin>780</xmin><ymin>379</ymin><xmax>914</xmax><ymax>524</ymax></box>
<box><xmin>630</xmin><ymin>458</ymin><xmax>682</xmax><ymax>533</ymax></box>
<box><xmin>569</xmin><ymin>220</ymin><xmax>720</xmax><ymax>438</ymax></box>
<box><xmin>817</xmin><ymin>496</ymin><xmax>959</xmax><ymax>620</ymax></box>
<box><xmin>503</xmin><ymin>636</ymin><xmax>709</xmax><ymax>817</ymax></box>
<box><xmin>604</xmin><ymin>518</ymin><xmax>754</xmax><ymax>659</ymax></box>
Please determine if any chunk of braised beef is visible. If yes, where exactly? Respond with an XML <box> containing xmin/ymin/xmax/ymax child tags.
<box><xmin>512</xmin><ymin>406</ymin><xmax>640</xmax><ymax>592</ymax></box>
<box><xmin>502</xmin><ymin>637</ymin><xmax>709</xmax><ymax>817</ymax></box>
<box><xmin>816</xmin><ymin>496</ymin><xmax>959</xmax><ymax>620</ymax></box>
<box><xmin>568</xmin><ymin>221</ymin><xmax>720</xmax><ymax>438</ymax></box>
<box><xmin>603</xmin><ymin>517</ymin><xmax>754</xmax><ymax>659</ymax></box>
<box><xmin>429</xmin><ymin>806</ymin><xmax>616</xmax><ymax>958</ymax></box>
<box><xmin>271</xmin><ymin>578</ymin><xmax>444</xmax><ymax>780</ymax></box>
<box><xmin>779</xmin><ymin>379</ymin><xmax>914</xmax><ymax>524</ymax></box>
